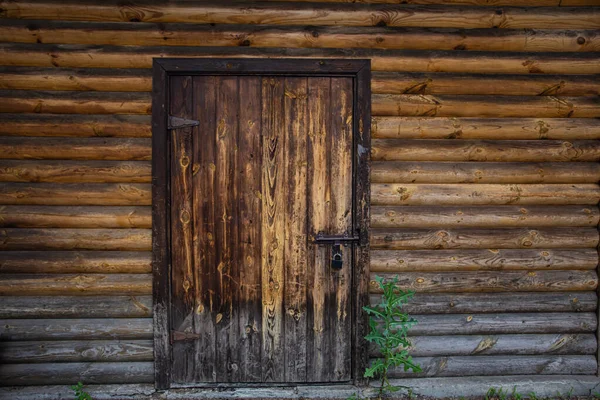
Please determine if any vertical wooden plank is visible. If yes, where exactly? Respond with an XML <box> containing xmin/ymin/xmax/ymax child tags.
<box><xmin>353</xmin><ymin>61</ymin><xmax>372</xmax><ymax>385</ymax></box>
<box><xmin>306</xmin><ymin>77</ymin><xmax>332</xmax><ymax>383</ymax></box>
<box><xmin>237</xmin><ymin>76</ymin><xmax>263</xmax><ymax>383</ymax></box>
<box><xmin>328</xmin><ymin>77</ymin><xmax>354</xmax><ymax>382</ymax></box>
<box><xmin>214</xmin><ymin>76</ymin><xmax>240</xmax><ymax>383</ymax></box>
<box><xmin>151</xmin><ymin>60</ymin><xmax>170</xmax><ymax>390</ymax></box>
<box><xmin>169</xmin><ymin>75</ymin><xmax>195</xmax><ymax>383</ymax></box>
<box><xmin>283</xmin><ymin>77</ymin><xmax>309</xmax><ymax>383</ymax></box>
<box><xmin>261</xmin><ymin>76</ymin><xmax>286</xmax><ymax>382</ymax></box>
<box><xmin>192</xmin><ymin>75</ymin><xmax>218</xmax><ymax>383</ymax></box>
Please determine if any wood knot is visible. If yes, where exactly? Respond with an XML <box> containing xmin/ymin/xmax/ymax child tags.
<box><xmin>180</xmin><ymin>210</ymin><xmax>190</xmax><ymax>224</ymax></box>
<box><xmin>180</xmin><ymin>156</ymin><xmax>190</xmax><ymax>168</ymax></box>
<box><xmin>416</xmin><ymin>278</ymin><xmax>424</xmax><ymax>284</ymax></box>
<box><xmin>311</xmin><ymin>31</ymin><xmax>319</xmax><ymax>38</ymax></box>
<box><xmin>466</xmin><ymin>316</ymin><xmax>473</xmax><ymax>322</ymax></box>
<box><xmin>240</xmin><ymin>39</ymin><xmax>251</xmax><ymax>46</ymax></box>
<box><xmin>577</xmin><ymin>37</ymin><xmax>586</xmax><ymax>45</ymax></box>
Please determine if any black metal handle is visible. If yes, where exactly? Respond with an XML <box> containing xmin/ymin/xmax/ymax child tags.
<box><xmin>313</xmin><ymin>231</ymin><xmax>359</xmax><ymax>246</ymax></box>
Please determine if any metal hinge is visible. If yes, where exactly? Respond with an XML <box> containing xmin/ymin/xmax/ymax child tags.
<box><xmin>171</xmin><ymin>330</ymin><xmax>201</xmax><ymax>343</ymax></box>
<box><xmin>168</xmin><ymin>115</ymin><xmax>199</xmax><ymax>130</ymax></box>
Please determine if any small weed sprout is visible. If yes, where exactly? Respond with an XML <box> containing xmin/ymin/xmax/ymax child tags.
<box><xmin>363</xmin><ymin>275</ymin><xmax>421</xmax><ymax>399</ymax></box>
<box><xmin>70</xmin><ymin>382</ymin><xmax>92</xmax><ymax>400</ymax></box>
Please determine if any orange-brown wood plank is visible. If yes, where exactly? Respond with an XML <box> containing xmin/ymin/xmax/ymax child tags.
<box><xmin>191</xmin><ymin>75</ymin><xmax>218</xmax><ymax>383</ymax></box>
<box><xmin>328</xmin><ymin>77</ymin><xmax>353</xmax><ymax>381</ymax></box>
<box><xmin>236</xmin><ymin>76</ymin><xmax>263</xmax><ymax>383</ymax></box>
<box><xmin>283</xmin><ymin>77</ymin><xmax>309</xmax><ymax>382</ymax></box>
<box><xmin>169</xmin><ymin>75</ymin><xmax>195</xmax><ymax>384</ymax></box>
<box><xmin>306</xmin><ymin>77</ymin><xmax>332</xmax><ymax>382</ymax></box>
<box><xmin>261</xmin><ymin>76</ymin><xmax>285</xmax><ymax>382</ymax></box>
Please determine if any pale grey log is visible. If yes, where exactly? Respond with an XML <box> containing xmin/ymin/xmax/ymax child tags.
<box><xmin>371</xmin><ymin>249</ymin><xmax>598</xmax><ymax>271</ymax></box>
<box><xmin>369</xmin><ymin>334</ymin><xmax>597</xmax><ymax>357</ymax></box>
<box><xmin>0</xmin><ymin>362</ymin><xmax>154</xmax><ymax>385</ymax></box>
<box><xmin>0</xmin><ymin>318</ymin><xmax>152</xmax><ymax>340</ymax></box>
<box><xmin>0</xmin><ymin>384</ymin><xmax>155</xmax><ymax>400</ymax></box>
<box><xmin>0</xmin><ymin>296</ymin><xmax>152</xmax><ymax>318</ymax></box>
<box><xmin>385</xmin><ymin>355</ymin><xmax>597</xmax><ymax>377</ymax></box>
<box><xmin>370</xmin><ymin>292</ymin><xmax>597</xmax><ymax>314</ymax></box>
<box><xmin>0</xmin><ymin>340</ymin><xmax>154</xmax><ymax>363</ymax></box>
<box><xmin>407</xmin><ymin>313</ymin><xmax>597</xmax><ymax>335</ymax></box>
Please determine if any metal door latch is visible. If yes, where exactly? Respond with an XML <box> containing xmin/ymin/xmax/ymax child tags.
<box><xmin>313</xmin><ymin>231</ymin><xmax>359</xmax><ymax>270</ymax></box>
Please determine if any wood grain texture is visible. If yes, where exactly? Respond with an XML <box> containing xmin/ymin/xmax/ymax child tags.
<box><xmin>243</xmin><ymin>0</ymin><xmax>600</xmax><ymax>6</ymax></box>
<box><xmin>370</xmin><ymin>228</ymin><xmax>599</xmax><ymax>249</ymax></box>
<box><xmin>371</xmin><ymin>183</ymin><xmax>600</xmax><ymax>206</ymax></box>
<box><xmin>2</xmin><ymin>2</ymin><xmax>599</xmax><ymax>29</ymax></box>
<box><xmin>371</xmin><ymin>205</ymin><xmax>600</xmax><ymax>228</ymax></box>
<box><xmin>372</xmin><ymin>72</ymin><xmax>600</xmax><ymax>96</ymax></box>
<box><xmin>386</xmin><ymin>355</ymin><xmax>597</xmax><ymax>377</ymax></box>
<box><xmin>407</xmin><ymin>313</ymin><xmax>597</xmax><ymax>335</ymax></box>
<box><xmin>372</xmin><ymin>162</ymin><xmax>600</xmax><ymax>184</ymax></box>
<box><xmin>372</xmin><ymin>117</ymin><xmax>600</xmax><ymax>140</ymax></box>
<box><xmin>0</xmin><ymin>206</ymin><xmax>151</xmax><ymax>228</ymax></box>
<box><xmin>0</xmin><ymin>251</ymin><xmax>151</xmax><ymax>273</ymax></box>
<box><xmin>372</xmin><ymin>94</ymin><xmax>600</xmax><ymax>118</ymax></box>
<box><xmin>372</xmin><ymin>334</ymin><xmax>598</xmax><ymax>357</ymax></box>
<box><xmin>372</xmin><ymin>292</ymin><xmax>598</xmax><ymax>314</ymax></box>
<box><xmin>0</xmin><ymin>113</ymin><xmax>151</xmax><ymax>138</ymax></box>
<box><xmin>0</xmin><ymin>66</ymin><xmax>151</xmax><ymax>92</ymax></box>
<box><xmin>372</xmin><ymin>139</ymin><xmax>600</xmax><ymax>162</ymax></box>
<box><xmin>370</xmin><ymin>249</ymin><xmax>598</xmax><ymax>271</ymax></box>
<box><xmin>1</xmin><ymin>21</ymin><xmax>598</xmax><ymax>52</ymax></box>
<box><xmin>0</xmin><ymin>362</ymin><xmax>154</xmax><ymax>385</ymax></box>
<box><xmin>372</xmin><ymin>270</ymin><xmax>598</xmax><ymax>292</ymax></box>
<box><xmin>0</xmin><ymin>160</ymin><xmax>151</xmax><ymax>183</ymax></box>
<box><xmin>0</xmin><ymin>90</ymin><xmax>151</xmax><ymax>114</ymax></box>
<box><xmin>0</xmin><ymin>183</ymin><xmax>151</xmax><ymax>206</ymax></box>
<box><xmin>0</xmin><ymin>137</ymin><xmax>151</xmax><ymax>160</ymax></box>
<box><xmin>3</xmin><ymin>43</ymin><xmax>599</xmax><ymax>74</ymax></box>
<box><xmin>0</xmin><ymin>340</ymin><xmax>154</xmax><ymax>363</ymax></box>
<box><xmin>0</xmin><ymin>274</ymin><xmax>151</xmax><ymax>296</ymax></box>
<box><xmin>0</xmin><ymin>318</ymin><xmax>152</xmax><ymax>340</ymax></box>
<box><xmin>0</xmin><ymin>296</ymin><xmax>153</xmax><ymax>319</ymax></box>
<box><xmin>0</xmin><ymin>228</ymin><xmax>151</xmax><ymax>251</ymax></box>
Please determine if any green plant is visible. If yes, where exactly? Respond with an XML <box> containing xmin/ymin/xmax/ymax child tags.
<box><xmin>363</xmin><ymin>276</ymin><xmax>421</xmax><ymax>399</ymax></box>
<box><xmin>70</xmin><ymin>382</ymin><xmax>92</xmax><ymax>400</ymax></box>
<box><xmin>527</xmin><ymin>391</ymin><xmax>539</xmax><ymax>400</ymax></box>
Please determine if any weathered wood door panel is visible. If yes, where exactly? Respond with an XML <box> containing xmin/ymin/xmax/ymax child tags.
<box><xmin>153</xmin><ymin>59</ymin><xmax>371</xmax><ymax>389</ymax></box>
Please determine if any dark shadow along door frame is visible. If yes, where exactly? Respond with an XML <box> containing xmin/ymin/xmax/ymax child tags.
<box><xmin>151</xmin><ymin>58</ymin><xmax>371</xmax><ymax>389</ymax></box>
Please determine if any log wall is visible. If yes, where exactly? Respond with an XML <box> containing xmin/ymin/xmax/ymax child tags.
<box><xmin>0</xmin><ymin>0</ymin><xmax>598</xmax><ymax>390</ymax></box>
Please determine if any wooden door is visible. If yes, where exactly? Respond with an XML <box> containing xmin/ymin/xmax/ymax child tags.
<box><xmin>153</xmin><ymin>59</ymin><xmax>371</xmax><ymax>388</ymax></box>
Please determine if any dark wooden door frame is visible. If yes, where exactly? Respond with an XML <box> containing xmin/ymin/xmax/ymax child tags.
<box><xmin>152</xmin><ymin>58</ymin><xmax>371</xmax><ymax>390</ymax></box>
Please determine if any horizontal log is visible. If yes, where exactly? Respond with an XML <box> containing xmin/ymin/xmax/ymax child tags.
<box><xmin>0</xmin><ymin>229</ymin><xmax>152</xmax><ymax>251</ymax></box>
<box><xmin>386</xmin><ymin>355</ymin><xmax>596</xmax><ymax>377</ymax></box>
<box><xmin>0</xmin><ymin>340</ymin><xmax>154</xmax><ymax>363</ymax></box>
<box><xmin>372</xmin><ymin>139</ymin><xmax>600</xmax><ymax>162</ymax></box>
<box><xmin>0</xmin><ymin>183</ymin><xmax>151</xmax><ymax>205</ymax></box>
<box><xmin>0</xmin><ymin>137</ymin><xmax>151</xmax><ymax>160</ymax></box>
<box><xmin>0</xmin><ymin>90</ymin><xmax>151</xmax><ymax>115</ymax></box>
<box><xmin>0</xmin><ymin>274</ymin><xmax>152</xmax><ymax>296</ymax></box>
<box><xmin>0</xmin><ymin>318</ymin><xmax>153</xmax><ymax>340</ymax></box>
<box><xmin>371</xmin><ymin>334</ymin><xmax>598</xmax><ymax>357</ymax></box>
<box><xmin>371</xmin><ymin>183</ymin><xmax>600</xmax><ymax>206</ymax></box>
<box><xmin>371</xmin><ymin>292</ymin><xmax>598</xmax><ymax>314</ymax></box>
<box><xmin>371</xmin><ymin>205</ymin><xmax>600</xmax><ymax>228</ymax></box>
<box><xmin>370</xmin><ymin>228</ymin><xmax>599</xmax><ymax>249</ymax></box>
<box><xmin>372</xmin><ymin>72</ymin><xmax>600</xmax><ymax>96</ymax></box>
<box><xmin>2</xmin><ymin>2</ymin><xmax>599</xmax><ymax>29</ymax></box>
<box><xmin>0</xmin><ymin>295</ymin><xmax>152</xmax><ymax>318</ymax></box>
<box><xmin>0</xmin><ymin>113</ymin><xmax>151</xmax><ymax>137</ymax></box>
<box><xmin>0</xmin><ymin>160</ymin><xmax>151</xmax><ymax>183</ymax></box>
<box><xmin>0</xmin><ymin>206</ymin><xmax>152</xmax><ymax>228</ymax></box>
<box><xmin>0</xmin><ymin>362</ymin><xmax>154</xmax><ymax>385</ymax></box>
<box><xmin>255</xmin><ymin>0</ymin><xmax>600</xmax><ymax>6</ymax></box>
<box><xmin>372</xmin><ymin>94</ymin><xmax>600</xmax><ymax>118</ymax></box>
<box><xmin>371</xmin><ymin>162</ymin><xmax>600</xmax><ymax>184</ymax></box>
<box><xmin>407</xmin><ymin>313</ymin><xmax>597</xmax><ymax>335</ymax></box>
<box><xmin>2</xmin><ymin>43</ymin><xmax>599</xmax><ymax>75</ymax></box>
<box><xmin>1</xmin><ymin>21</ymin><xmax>598</xmax><ymax>53</ymax></box>
<box><xmin>371</xmin><ymin>249</ymin><xmax>598</xmax><ymax>271</ymax></box>
<box><xmin>0</xmin><ymin>251</ymin><xmax>151</xmax><ymax>274</ymax></box>
<box><xmin>0</xmin><ymin>66</ymin><xmax>152</xmax><ymax>92</ymax></box>
<box><xmin>372</xmin><ymin>117</ymin><xmax>600</xmax><ymax>140</ymax></box>
<box><xmin>372</xmin><ymin>270</ymin><xmax>598</xmax><ymax>292</ymax></box>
